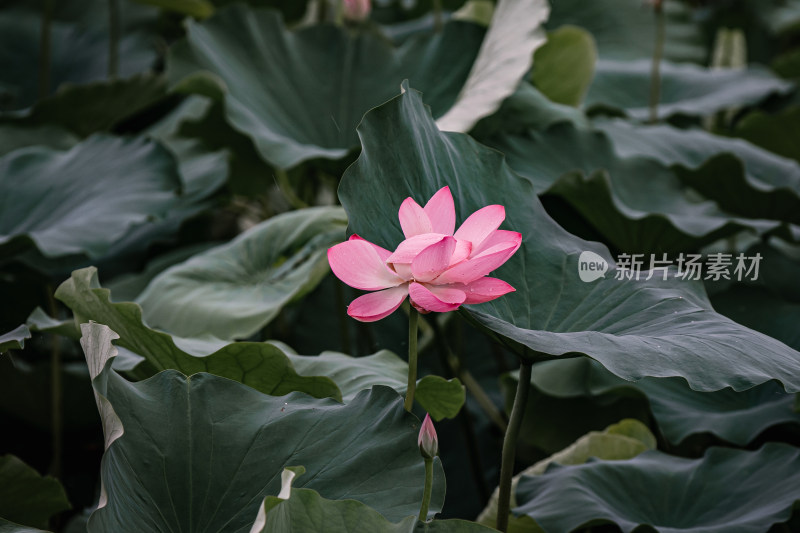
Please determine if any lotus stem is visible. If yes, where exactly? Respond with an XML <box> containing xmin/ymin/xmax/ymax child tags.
<box><xmin>108</xmin><ymin>0</ymin><xmax>120</xmax><ymax>78</ymax></box>
<box><xmin>431</xmin><ymin>317</ymin><xmax>507</xmax><ymax>431</ymax></box>
<box><xmin>274</xmin><ymin>168</ymin><xmax>308</xmax><ymax>209</ymax></box>
<box><xmin>496</xmin><ymin>360</ymin><xmax>532</xmax><ymax>532</ymax></box>
<box><xmin>46</xmin><ymin>286</ymin><xmax>62</xmax><ymax>480</ymax></box>
<box><xmin>648</xmin><ymin>1</ymin><xmax>666</xmax><ymax>123</ymax></box>
<box><xmin>334</xmin><ymin>0</ymin><xmax>344</xmax><ymax>26</ymax></box>
<box><xmin>333</xmin><ymin>281</ymin><xmax>352</xmax><ymax>354</ymax></box>
<box><xmin>404</xmin><ymin>306</ymin><xmax>419</xmax><ymax>411</ymax></box>
<box><xmin>418</xmin><ymin>457</ymin><xmax>434</xmax><ymax>521</ymax></box>
<box><xmin>433</xmin><ymin>0</ymin><xmax>443</xmax><ymax>32</ymax></box>
<box><xmin>38</xmin><ymin>0</ymin><xmax>54</xmax><ymax>100</ymax></box>
<box><xmin>430</xmin><ymin>317</ymin><xmax>491</xmax><ymax>500</ymax></box>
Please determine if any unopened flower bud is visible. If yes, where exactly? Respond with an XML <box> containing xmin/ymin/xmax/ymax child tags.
<box><xmin>418</xmin><ymin>413</ymin><xmax>439</xmax><ymax>459</ymax></box>
<box><xmin>343</xmin><ymin>0</ymin><xmax>371</xmax><ymax>22</ymax></box>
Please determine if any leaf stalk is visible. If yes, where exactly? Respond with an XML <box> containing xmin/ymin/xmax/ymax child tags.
<box><xmin>108</xmin><ymin>0</ymin><xmax>120</xmax><ymax>79</ymax></box>
<box><xmin>496</xmin><ymin>360</ymin><xmax>532</xmax><ymax>532</ymax></box>
<box><xmin>404</xmin><ymin>306</ymin><xmax>419</xmax><ymax>411</ymax></box>
<box><xmin>38</xmin><ymin>0</ymin><xmax>54</xmax><ymax>100</ymax></box>
<box><xmin>418</xmin><ymin>456</ymin><xmax>434</xmax><ymax>521</ymax></box>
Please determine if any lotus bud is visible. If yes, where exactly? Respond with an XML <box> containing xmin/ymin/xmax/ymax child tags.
<box><xmin>418</xmin><ymin>413</ymin><xmax>439</xmax><ymax>459</ymax></box>
<box><xmin>343</xmin><ymin>0</ymin><xmax>371</xmax><ymax>22</ymax></box>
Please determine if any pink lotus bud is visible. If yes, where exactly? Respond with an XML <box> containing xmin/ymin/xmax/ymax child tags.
<box><xmin>343</xmin><ymin>0</ymin><xmax>371</xmax><ymax>22</ymax></box>
<box><xmin>418</xmin><ymin>413</ymin><xmax>439</xmax><ymax>459</ymax></box>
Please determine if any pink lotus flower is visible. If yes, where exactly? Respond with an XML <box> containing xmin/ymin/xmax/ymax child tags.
<box><xmin>418</xmin><ymin>413</ymin><xmax>439</xmax><ymax>459</ymax></box>
<box><xmin>328</xmin><ymin>186</ymin><xmax>520</xmax><ymax>322</ymax></box>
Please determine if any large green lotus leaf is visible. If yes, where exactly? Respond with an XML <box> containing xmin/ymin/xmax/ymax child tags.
<box><xmin>751</xmin><ymin>241</ymin><xmax>800</xmax><ymax>303</ymax></box>
<box><xmin>253</xmin><ymin>487</ymin><xmax>494</xmax><ymax>533</ymax></box>
<box><xmin>55</xmin><ymin>267</ymin><xmax>342</xmax><ymax>399</ymax></box>
<box><xmin>132</xmin><ymin>0</ymin><xmax>214</xmax><ymax>18</ymax></box>
<box><xmin>125</xmin><ymin>332</ymin><xmax>464</xmax><ymax>417</ymax></box>
<box><xmin>70</xmin><ymin>142</ymin><xmax>229</xmax><ymax>275</ymax></box>
<box><xmin>113</xmin><ymin>94</ymin><xmax>227</xmax><ymax>245</ymax></box>
<box><xmin>735</xmin><ymin>107</ymin><xmax>800</xmax><ymax>163</ymax></box>
<box><xmin>268</xmin><ymin>343</ymin><xmax>464</xmax><ymax>419</ymax></box>
<box><xmin>105</xmin><ymin>242</ymin><xmax>219</xmax><ymax>302</ymax></box>
<box><xmin>585</xmin><ymin>59</ymin><xmax>794</xmax><ymax>120</ymax></box>
<box><xmin>471</xmin><ymin>81</ymin><xmax>589</xmax><ymax>140</ymax></box>
<box><xmin>35</xmin><ymin>132</ymin><xmax>228</xmax><ymax>279</ymax></box>
<box><xmin>546</xmin><ymin>0</ymin><xmax>705</xmax><ymax>63</ymax></box>
<box><xmin>153</xmin><ymin>136</ymin><xmax>228</xmax><ymax>202</ymax></box>
<box><xmin>0</xmin><ymin>10</ymin><xmax>156</xmax><ymax>112</ymax></box>
<box><xmin>14</xmin><ymin>74</ymin><xmax>167</xmax><ymax>137</ymax></box>
<box><xmin>434</xmin><ymin>0</ymin><xmax>549</xmax><ymax>133</ymax></box>
<box><xmin>0</xmin><ymin>124</ymin><xmax>77</xmax><ymax>157</ymax></box>
<box><xmin>529</xmin><ymin>357</ymin><xmax>800</xmax><ymax>446</ymax></box>
<box><xmin>338</xmin><ymin>82</ymin><xmax>800</xmax><ymax>392</ymax></box>
<box><xmin>0</xmin><ymin>325</ymin><xmax>30</xmax><ymax>354</ymax></box>
<box><xmin>105</xmin><ymin>95</ymin><xmax>229</xmax><ymax>255</ymax></box>
<box><xmin>0</xmin><ymin>455</ymin><xmax>70</xmax><ymax>528</ymax></box>
<box><xmin>544</xmin><ymin>169</ymin><xmax>778</xmax><ymax>254</ymax></box>
<box><xmin>138</xmin><ymin>94</ymin><xmax>214</xmax><ymax>145</ymax></box>
<box><xmin>79</xmin><ymin>322</ymin><xmax>445</xmax><ymax>529</ymax></box>
<box><xmin>514</xmin><ymin>443</ymin><xmax>800</xmax><ymax>533</ymax></box>
<box><xmin>0</xmin><ymin>134</ymin><xmax>182</xmax><ymax>259</ymax></box>
<box><xmin>708</xmin><ymin>243</ymin><xmax>800</xmax><ymax>352</ymax></box>
<box><xmin>167</xmin><ymin>98</ymin><xmax>276</xmax><ymax>197</ymax></box>
<box><xmin>0</xmin><ymin>0</ymin><xmax>158</xmax><ymax>34</ymax></box>
<box><xmin>761</xmin><ymin>0</ymin><xmax>800</xmax><ymax>35</ymax></box>
<box><xmin>279</xmin><ymin>346</ymin><xmax>407</xmax><ymax>402</ymax></box>
<box><xmin>139</xmin><ymin>95</ymin><xmax>229</xmax><ymax>209</ymax></box>
<box><xmin>0</xmin><ymin>97</ymin><xmax>225</xmax><ymax>271</ymax></box>
<box><xmin>773</xmin><ymin>47</ymin><xmax>800</xmax><ymax>79</ymax></box>
<box><xmin>712</xmin><ymin>285</ymin><xmax>800</xmax><ymax>352</ymax></box>
<box><xmin>477</xmin><ymin>419</ymin><xmax>655</xmax><ymax>533</ymax></box>
<box><xmin>531</xmin><ymin>25</ymin><xmax>597</xmax><ymax>107</ymax></box>
<box><xmin>136</xmin><ymin>207</ymin><xmax>347</xmax><ymax>339</ymax></box>
<box><xmin>167</xmin><ymin>4</ymin><xmax>485</xmax><ymax>168</ymax></box>
<box><xmin>486</xmin><ymin>122</ymin><xmax>777</xmax><ymax>254</ymax></box>
<box><xmin>0</xmin><ymin>518</ymin><xmax>50</xmax><ymax>533</ymax></box>
<box><xmin>597</xmin><ymin>119</ymin><xmax>800</xmax><ymax>224</ymax></box>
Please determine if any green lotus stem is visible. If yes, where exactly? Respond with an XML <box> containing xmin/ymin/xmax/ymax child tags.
<box><xmin>38</xmin><ymin>0</ymin><xmax>54</xmax><ymax>100</ymax></box>
<box><xmin>108</xmin><ymin>0</ymin><xmax>120</xmax><ymax>78</ymax></box>
<box><xmin>404</xmin><ymin>306</ymin><xmax>419</xmax><ymax>412</ymax></box>
<box><xmin>496</xmin><ymin>361</ymin><xmax>532</xmax><ymax>532</ymax></box>
<box><xmin>431</xmin><ymin>317</ymin><xmax>507</xmax><ymax>431</ymax></box>
<box><xmin>333</xmin><ymin>281</ymin><xmax>352</xmax><ymax>354</ymax></box>
<box><xmin>418</xmin><ymin>456</ymin><xmax>434</xmax><ymax>521</ymax></box>
<box><xmin>334</xmin><ymin>0</ymin><xmax>344</xmax><ymax>26</ymax></box>
<box><xmin>46</xmin><ymin>287</ymin><xmax>62</xmax><ymax>480</ymax></box>
<box><xmin>648</xmin><ymin>2</ymin><xmax>666</xmax><ymax>124</ymax></box>
<box><xmin>460</xmin><ymin>367</ymin><xmax>507</xmax><ymax>431</ymax></box>
<box><xmin>433</xmin><ymin>0</ymin><xmax>443</xmax><ymax>32</ymax></box>
<box><xmin>274</xmin><ymin>168</ymin><xmax>308</xmax><ymax>209</ymax></box>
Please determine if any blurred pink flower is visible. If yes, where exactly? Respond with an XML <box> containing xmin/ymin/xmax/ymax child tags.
<box><xmin>343</xmin><ymin>0</ymin><xmax>371</xmax><ymax>21</ymax></box>
<box><xmin>418</xmin><ymin>413</ymin><xmax>439</xmax><ymax>459</ymax></box>
<box><xmin>328</xmin><ymin>186</ymin><xmax>520</xmax><ymax>322</ymax></box>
